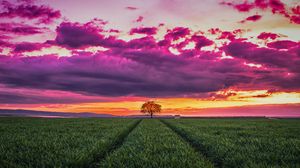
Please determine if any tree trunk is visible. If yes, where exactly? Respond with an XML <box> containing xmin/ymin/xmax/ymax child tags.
<box><xmin>151</xmin><ymin>113</ymin><xmax>153</xmax><ymax>118</ymax></box>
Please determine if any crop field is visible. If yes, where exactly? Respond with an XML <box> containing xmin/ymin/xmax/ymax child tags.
<box><xmin>0</xmin><ymin>117</ymin><xmax>139</xmax><ymax>167</ymax></box>
<box><xmin>0</xmin><ymin>117</ymin><xmax>299</xmax><ymax>168</ymax></box>
<box><xmin>162</xmin><ymin>118</ymin><xmax>300</xmax><ymax>168</ymax></box>
<box><xmin>100</xmin><ymin>119</ymin><xmax>213</xmax><ymax>168</ymax></box>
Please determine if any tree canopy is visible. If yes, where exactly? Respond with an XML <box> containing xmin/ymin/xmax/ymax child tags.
<box><xmin>141</xmin><ymin>101</ymin><xmax>161</xmax><ymax>118</ymax></box>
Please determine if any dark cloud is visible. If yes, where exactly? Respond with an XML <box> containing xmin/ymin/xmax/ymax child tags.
<box><xmin>53</xmin><ymin>22</ymin><xmax>126</xmax><ymax>49</ymax></box>
<box><xmin>125</xmin><ymin>6</ymin><xmax>138</xmax><ymax>10</ymax></box>
<box><xmin>0</xmin><ymin>22</ymin><xmax>47</xmax><ymax>35</ymax></box>
<box><xmin>53</xmin><ymin>22</ymin><xmax>161</xmax><ymax>50</ymax></box>
<box><xmin>222</xmin><ymin>40</ymin><xmax>292</xmax><ymax>67</ymax></box>
<box><xmin>14</xmin><ymin>42</ymin><xmax>45</xmax><ymax>52</ymax></box>
<box><xmin>0</xmin><ymin>1</ymin><xmax>61</xmax><ymax>24</ymax></box>
<box><xmin>0</xmin><ymin>48</ymin><xmax>254</xmax><ymax>97</ymax></box>
<box><xmin>267</xmin><ymin>40</ymin><xmax>299</xmax><ymax>49</ymax></box>
<box><xmin>54</xmin><ymin>22</ymin><xmax>103</xmax><ymax>48</ymax></box>
<box><xmin>0</xmin><ymin>90</ymin><xmax>103</xmax><ymax>104</ymax></box>
<box><xmin>221</xmin><ymin>40</ymin><xmax>300</xmax><ymax>88</ymax></box>
<box><xmin>0</xmin><ymin>21</ymin><xmax>299</xmax><ymax>101</ymax></box>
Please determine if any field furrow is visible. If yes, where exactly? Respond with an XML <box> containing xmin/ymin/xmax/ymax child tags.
<box><xmin>88</xmin><ymin>119</ymin><xmax>142</xmax><ymax>168</ymax></box>
<box><xmin>162</xmin><ymin>118</ymin><xmax>300</xmax><ymax>168</ymax></box>
<box><xmin>160</xmin><ymin>119</ymin><xmax>221</xmax><ymax>168</ymax></box>
<box><xmin>99</xmin><ymin>119</ymin><xmax>214</xmax><ymax>168</ymax></box>
<box><xmin>0</xmin><ymin>118</ymin><xmax>139</xmax><ymax>168</ymax></box>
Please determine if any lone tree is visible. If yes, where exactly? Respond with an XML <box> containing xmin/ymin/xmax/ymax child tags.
<box><xmin>141</xmin><ymin>101</ymin><xmax>161</xmax><ymax>118</ymax></box>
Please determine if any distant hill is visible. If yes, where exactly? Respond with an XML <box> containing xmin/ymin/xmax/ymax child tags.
<box><xmin>0</xmin><ymin>109</ymin><xmax>116</xmax><ymax>118</ymax></box>
<box><xmin>0</xmin><ymin>109</ymin><xmax>174</xmax><ymax>118</ymax></box>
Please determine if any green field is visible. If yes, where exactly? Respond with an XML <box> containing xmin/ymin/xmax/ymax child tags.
<box><xmin>162</xmin><ymin>118</ymin><xmax>300</xmax><ymax>168</ymax></box>
<box><xmin>0</xmin><ymin>118</ymin><xmax>139</xmax><ymax>167</ymax></box>
<box><xmin>0</xmin><ymin>117</ymin><xmax>299</xmax><ymax>168</ymax></box>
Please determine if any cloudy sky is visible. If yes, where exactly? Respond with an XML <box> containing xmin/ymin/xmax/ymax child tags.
<box><xmin>0</xmin><ymin>0</ymin><xmax>300</xmax><ymax>116</ymax></box>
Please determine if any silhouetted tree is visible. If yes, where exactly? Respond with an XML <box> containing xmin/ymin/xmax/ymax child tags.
<box><xmin>141</xmin><ymin>101</ymin><xmax>161</xmax><ymax>118</ymax></box>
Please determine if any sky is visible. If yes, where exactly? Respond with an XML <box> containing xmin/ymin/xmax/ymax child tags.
<box><xmin>0</xmin><ymin>0</ymin><xmax>300</xmax><ymax>116</ymax></box>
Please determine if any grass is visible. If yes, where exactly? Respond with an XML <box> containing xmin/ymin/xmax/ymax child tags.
<box><xmin>0</xmin><ymin>117</ymin><xmax>299</xmax><ymax>168</ymax></box>
<box><xmin>99</xmin><ymin>119</ymin><xmax>213</xmax><ymax>168</ymax></box>
<box><xmin>0</xmin><ymin>117</ymin><xmax>138</xmax><ymax>168</ymax></box>
<box><xmin>162</xmin><ymin>118</ymin><xmax>300</xmax><ymax>168</ymax></box>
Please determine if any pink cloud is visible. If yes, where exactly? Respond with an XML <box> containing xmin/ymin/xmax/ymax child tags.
<box><xmin>220</xmin><ymin>1</ymin><xmax>254</xmax><ymax>12</ymax></box>
<box><xmin>269</xmin><ymin>0</ymin><xmax>286</xmax><ymax>14</ymax></box>
<box><xmin>240</xmin><ymin>14</ymin><xmax>262</xmax><ymax>23</ymax></box>
<box><xmin>0</xmin><ymin>39</ymin><xmax>11</xmax><ymax>47</ymax></box>
<box><xmin>191</xmin><ymin>35</ymin><xmax>214</xmax><ymax>50</ymax></box>
<box><xmin>135</xmin><ymin>16</ymin><xmax>144</xmax><ymax>22</ymax></box>
<box><xmin>208</xmin><ymin>28</ymin><xmax>221</xmax><ymax>35</ymax></box>
<box><xmin>165</xmin><ymin>27</ymin><xmax>190</xmax><ymax>40</ymax></box>
<box><xmin>257</xmin><ymin>32</ymin><xmax>280</xmax><ymax>40</ymax></box>
<box><xmin>221</xmin><ymin>0</ymin><xmax>300</xmax><ymax>24</ymax></box>
<box><xmin>218</xmin><ymin>31</ymin><xmax>236</xmax><ymax>41</ymax></box>
<box><xmin>290</xmin><ymin>6</ymin><xmax>300</xmax><ymax>24</ymax></box>
<box><xmin>129</xmin><ymin>27</ymin><xmax>157</xmax><ymax>35</ymax></box>
<box><xmin>254</xmin><ymin>0</ymin><xmax>269</xmax><ymax>9</ymax></box>
<box><xmin>292</xmin><ymin>6</ymin><xmax>300</xmax><ymax>15</ymax></box>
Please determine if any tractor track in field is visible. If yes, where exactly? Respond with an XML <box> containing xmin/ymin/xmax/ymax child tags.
<box><xmin>87</xmin><ymin>119</ymin><xmax>142</xmax><ymax>168</ymax></box>
<box><xmin>160</xmin><ymin>119</ymin><xmax>220</xmax><ymax>168</ymax></box>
